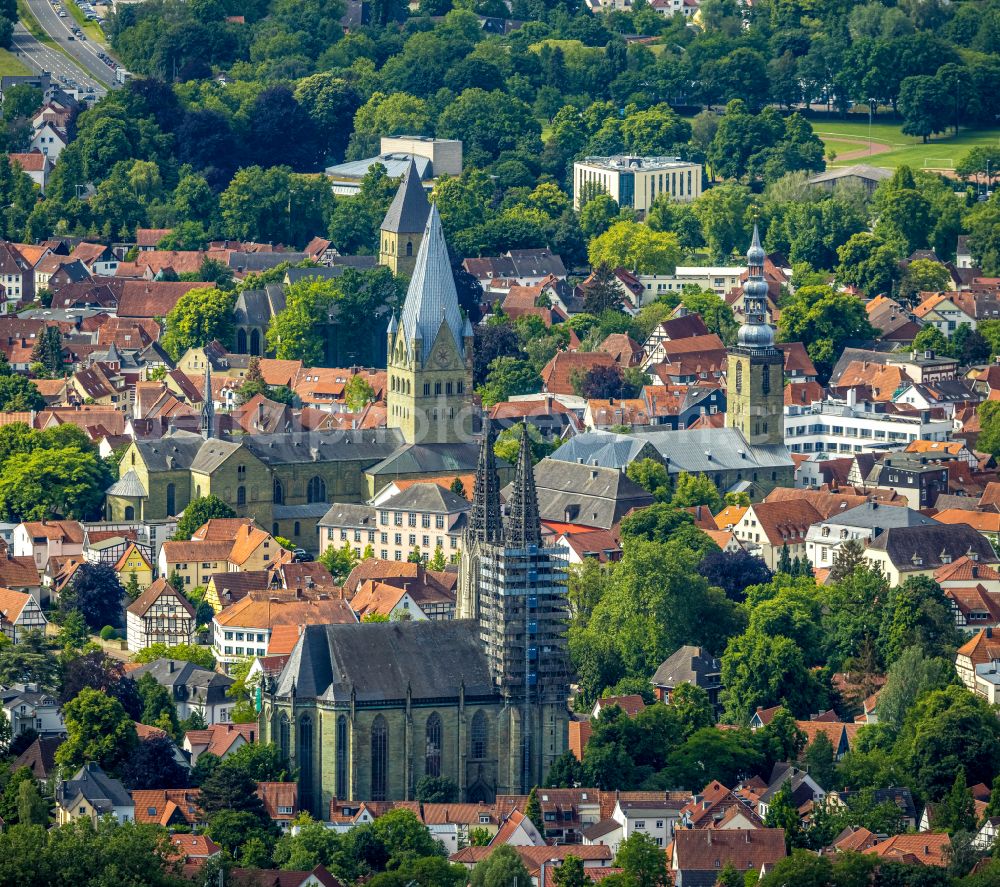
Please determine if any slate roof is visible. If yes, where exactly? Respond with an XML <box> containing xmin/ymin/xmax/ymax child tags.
<box><xmin>57</xmin><ymin>762</ymin><xmax>132</xmax><ymax>812</ymax></box>
<box><xmin>868</xmin><ymin>523</ymin><xmax>1000</xmax><ymax>569</ymax></box>
<box><xmin>366</xmin><ymin>441</ymin><xmax>481</xmax><ymax>476</ymax></box>
<box><xmin>132</xmin><ymin>432</ymin><xmax>206</xmax><ymax>471</ymax></box>
<box><xmin>505</xmin><ymin>460</ymin><xmax>654</xmax><ymax>530</ymax></box>
<box><xmin>397</xmin><ymin>204</ymin><xmax>466</xmax><ymax>362</ymax></box>
<box><xmin>381</xmin><ymin>159</ymin><xmax>431</xmax><ymax>234</ymax></box>
<box><xmin>275</xmin><ymin>620</ymin><xmax>494</xmax><ymax>702</ymax></box>
<box><xmin>106</xmin><ymin>469</ymin><xmax>147</xmax><ymax>498</ymax></box>
<box><xmin>128</xmin><ymin>658</ymin><xmax>234</xmax><ymax>706</ymax></box>
<box><xmin>651</xmin><ymin>645</ymin><xmax>721</xmax><ymax>690</ymax></box>
<box><xmin>241</xmin><ymin>430</ymin><xmax>404</xmax><ymax>467</ymax></box>
<box><xmin>551</xmin><ymin>428</ymin><xmax>793</xmax><ymax>475</ymax></box>
<box><xmin>378</xmin><ymin>483</ymin><xmax>471</xmax><ymax>515</ymax></box>
<box><xmin>820</xmin><ymin>502</ymin><xmax>935</xmax><ymax>530</ymax></box>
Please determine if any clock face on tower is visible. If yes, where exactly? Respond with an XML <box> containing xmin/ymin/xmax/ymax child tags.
<box><xmin>433</xmin><ymin>346</ymin><xmax>450</xmax><ymax>368</ymax></box>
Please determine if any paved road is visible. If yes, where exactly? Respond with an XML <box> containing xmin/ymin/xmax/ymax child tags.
<box><xmin>25</xmin><ymin>0</ymin><xmax>118</xmax><ymax>88</ymax></box>
<box><xmin>9</xmin><ymin>22</ymin><xmax>107</xmax><ymax>98</ymax></box>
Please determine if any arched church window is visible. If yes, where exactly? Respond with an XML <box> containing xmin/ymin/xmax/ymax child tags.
<box><xmin>237</xmin><ymin>486</ymin><xmax>246</xmax><ymax>506</ymax></box>
<box><xmin>166</xmin><ymin>483</ymin><xmax>176</xmax><ymax>516</ymax></box>
<box><xmin>470</xmin><ymin>711</ymin><xmax>487</xmax><ymax>759</ymax></box>
<box><xmin>279</xmin><ymin>713</ymin><xmax>289</xmax><ymax>757</ymax></box>
<box><xmin>371</xmin><ymin>716</ymin><xmax>388</xmax><ymax>801</ymax></box>
<box><xmin>735</xmin><ymin>362</ymin><xmax>742</xmax><ymax>395</ymax></box>
<box><xmin>406</xmin><ymin>241</ymin><xmax>413</xmax><ymax>257</ymax></box>
<box><xmin>124</xmin><ymin>506</ymin><xmax>134</xmax><ymax>520</ymax></box>
<box><xmin>237</xmin><ymin>329</ymin><xmax>247</xmax><ymax>353</ymax></box>
<box><xmin>762</xmin><ymin>364</ymin><xmax>770</xmax><ymax>395</ymax></box>
<box><xmin>273</xmin><ymin>478</ymin><xmax>284</xmax><ymax>505</ymax></box>
<box><xmin>336</xmin><ymin>715</ymin><xmax>348</xmax><ymax>798</ymax></box>
<box><xmin>307</xmin><ymin>476</ymin><xmax>326</xmax><ymax>503</ymax></box>
<box><xmin>425</xmin><ymin>712</ymin><xmax>442</xmax><ymax>778</ymax></box>
<box><xmin>299</xmin><ymin>714</ymin><xmax>314</xmax><ymax>809</ymax></box>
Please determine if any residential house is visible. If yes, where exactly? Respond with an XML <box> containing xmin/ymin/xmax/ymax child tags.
<box><xmin>9</xmin><ymin>735</ymin><xmax>61</xmax><ymax>780</ymax></box>
<box><xmin>463</xmin><ymin>250</ymin><xmax>567</xmax><ymax>287</ymax></box>
<box><xmin>640</xmin><ymin>314</ymin><xmax>709</xmax><ymax>364</ymax></box>
<box><xmin>867</xmin><ymin>834</ymin><xmax>950</xmax><ymax>868</ymax></box>
<box><xmin>0</xmin><ymin>587</ymin><xmax>47</xmax><ymax>642</ymax></box>
<box><xmin>132</xmin><ymin>788</ymin><xmax>205</xmax><ymax>828</ymax></box>
<box><xmin>730</xmin><ymin>499</ymin><xmax>823</xmax><ymax>570</ymax></box>
<box><xmin>0</xmin><ymin>242</ymin><xmax>34</xmax><ymax>304</ymax></box>
<box><xmin>342</xmin><ymin>559</ymin><xmax>457</xmax><ymax>621</ymax></box>
<box><xmin>1</xmin><ymin>684</ymin><xmax>64</xmax><ymax>736</ymax></box>
<box><xmin>864</xmin><ymin>523</ymin><xmax>999</xmax><ymax>586</ymax></box>
<box><xmin>866</xmin><ymin>295</ymin><xmax>923</xmax><ymax>345</ymax></box>
<box><xmin>125</xmin><ymin>578</ymin><xmax>197</xmax><ymax>653</ymax></box>
<box><xmin>955</xmin><ymin>628</ymin><xmax>1000</xmax><ymax>693</ymax></box>
<box><xmin>258</xmin><ymin>782</ymin><xmax>299</xmax><ymax>830</ymax></box>
<box><xmin>936</xmin><ymin>555</ymin><xmax>1000</xmax><ymax>594</ymax></box>
<box><xmin>55</xmin><ymin>763</ymin><xmax>134</xmax><ymax>825</ymax></box>
<box><xmin>540</xmin><ymin>352</ymin><xmax>616</xmax><ymax>396</ymax></box>
<box><xmin>12</xmin><ymin>519</ymin><xmax>84</xmax><ymax>571</ymax></box>
<box><xmin>212</xmin><ymin>591</ymin><xmax>356</xmax><ymax>672</ymax></box>
<box><xmin>866</xmin><ymin>453</ymin><xmax>952</xmax><ymax>509</ymax></box>
<box><xmin>651</xmin><ymin>646</ymin><xmax>723</xmax><ymax>711</ymax></box>
<box><xmin>113</xmin><ymin>542</ymin><xmax>154</xmax><ymax>591</ymax></box>
<box><xmin>183</xmin><ymin>723</ymin><xmax>257</xmax><ymax>764</ymax></box>
<box><xmin>517</xmin><ymin>460</ymin><xmax>655</xmax><ymax>532</ymax></box>
<box><xmin>29</xmin><ymin>121</ymin><xmax>67</xmax><ymax>161</ymax></box>
<box><xmin>158</xmin><ymin>538</ymin><xmax>234</xmax><ymax>589</ymax></box>
<box><xmin>556</xmin><ymin>528</ymin><xmax>623</xmax><ymax>565</ymax></box>
<box><xmin>8</xmin><ymin>152</ymin><xmax>53</xmax><ymax>192</ymax></box>
<box><xmin>670</xmin><ymin>829</ymin><xmax>787</xmax><ymax>887</ymax></box>
<box><xmin>804</xmin><ymin>502</ymin><xmax>935</xmax><ymax>570</ymax></box>
<box><xmin>934</xmin><ymin>510</ymin><xmax>1000</xmax><ymax>547</ymax></box>
<box><xmin>349</xmin><ymin>579</ymin><xmax>435</xmax><ymax>621</ymax></box>
<box><xmin>489</xmin><ymin>397</ymin><xmax>583</xmax><ymax>440</ymax></box>
<box><xmin>128</xmin><ymin>658</ymin><xmax>235</xmax><ymax>725</ymax></box>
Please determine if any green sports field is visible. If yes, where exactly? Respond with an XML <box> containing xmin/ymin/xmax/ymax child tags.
<box><xmin>812</xmin><ymin>117</ymin><xmax>1000</xmax><ymax>170</ymax></box>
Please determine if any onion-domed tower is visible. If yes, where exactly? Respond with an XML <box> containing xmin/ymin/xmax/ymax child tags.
<box><xmin>725</xmin><ymin>226</ymin><xmax>784</xmax><ymax>446</ymax></box>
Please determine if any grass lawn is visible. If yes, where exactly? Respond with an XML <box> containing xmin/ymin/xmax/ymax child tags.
<box><xmin>0</xmin><ymin>48</ymin><xmax>31</xmax><ymax>76</ymax></box>
<box><xmin>65</xmin><ymin>0</ymin><xmax>107</xmax><ymax>46</ymax></box>
<box><xmin>813</xmin><ymin>116</ymin><xmax>1000</xmax><ymax>169</ymax></box>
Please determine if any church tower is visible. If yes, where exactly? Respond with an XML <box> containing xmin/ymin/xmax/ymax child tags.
<box><xmin>459</xmin><ymin>421</ymin><xmax>570</xmax><ymax>794</ymax></box>
<box><xmin>379</xmin><ymin>159</ymin><xmax>430</xmax><ymax>276</ymax></box>
<box><xmin>725</xmin><ymin>226</ymin><xmax>784</xmax><ymax>446</ymax></box>
<box><xmin>386</xmin><ymin>203</ymin><xmax>474</xmax><ymax>445</ymax></box>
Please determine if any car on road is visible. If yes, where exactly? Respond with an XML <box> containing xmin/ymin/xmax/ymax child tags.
<box><xmin>67</xmin><ymin>34</ymin><xmax>73</xmax><ymax>39</ymax></box>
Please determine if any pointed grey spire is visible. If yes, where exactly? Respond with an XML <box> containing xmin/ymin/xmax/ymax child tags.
<box><xmin>504</xmin><ymin>420</ymin><xmax>541</xmax><ymax>550</ymax></box>
<box><xmin>380</xmin><ymin>158</ymin><xmax>430</xmax><ymax>234</ymax></box>
<box><xmin>200</xmin><ymin>363</ymin><xmax>215</xmax><ymax>439</ymax></box>
<box><xmin>398</xmin><ymin>203</ymin><xmax>465</xmax><ymax>363</ymax></box>
<box><xmin>386</xmin><ymin>312</ymin><xmax>397</xmax><ymax>337</ymax></box>
<box><xmin>469</xmin><ymin>417</ymin><xmax>503</xmax><ymax>544</ymax></box>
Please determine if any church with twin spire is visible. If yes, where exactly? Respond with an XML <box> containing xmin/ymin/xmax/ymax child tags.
<box><xmin>260</xmin><ymin>184</ymin><xmax>570</xmax><ymax>814</ymax></box>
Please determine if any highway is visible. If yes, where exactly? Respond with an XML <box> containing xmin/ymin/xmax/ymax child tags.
<box><xmin>23</xmin><ymin>0</ymin><xmax>119</xmax><ymax>88</ymax></box>
<box><xmin>8</xmin><ymin>22</ymin><xmax>108</xmax><ymax>98</ymax></box>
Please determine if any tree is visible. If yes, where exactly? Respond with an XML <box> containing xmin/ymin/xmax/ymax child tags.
<box><xmin>672</xmin><ymin>472</ymin><xmax>723</xmax><ymax>512</ymax></box>
<box><xmin>0</xmin><ymin>444</ymin><xmax>109</xmax><ymax>520</ymax></box>
<box><xmin>470</xmin><ymin>845</ymin><xmax>532</xmax><ymax>887</ymax></box>
<box><xmin>581</xmin><ymin>264</ymin><xmax>623</xmax><ymax>314</ymax></box>
<box><xmin>900</xmin><ymin>258</ymin><xmax>951</xmax><ymax>301</ymax></box>
<box><xmin>56</xmin><ymin>688</ymin><xmax>137</xmax><ymax>776</ymax></box>
<box><xmin>587</xmin><ymin>221</ymin><xmax>682</xmax><ymax>275</ymax></box>
<box><xmin>16</xmin><ymin>778</ymin><xmax>49</xmax><ymax>827</ymax></box>
<box><xmin>836</xmin><ymin>233</ymin><xmax>900</xmax><ymax>298</ymax></box>
<box><xmin>720</xmin><ymin>630</ymin><xmax>827</xmax><ymax>723</ymax></box>
<box><xmin>878</xmin><ymin>575</ymin><xmax>958</xmax><ymax>664</ymax></box>
<box><xmin>121</xmin><ymin>736</ymin><xmax>189</xmax><ymax>791</ymax></box>
<box><xmin>173</xmin><ymin>496</ymin><xmax>236</xmax><ymax>541</ymax></box>
<box><xmin>554</xmin><ymin>857</ymin><xmax>589</xmax><ymax>887</ymax></box>
<box><xmin>428</xmin><ymin>546</ymin><xmax>447</xmax><ymax>572</ymax></box>
<box><xmin>898</xmin><ymin>75</ymin><xmax>950</xmax><ymax>142</ymax></box>
<box><xmin>829</xmin><ymin>538</ymin><xmax>866</xmax><ymax>582</ymax></box>
<box><xmin>415</xmin><ymin>775</ymin><xmax>458</xmax><ymax>803</ymax></box>
<box><xmin>477</xmin><ymin>356</ymin><xmax>541</xmax><ymax>407</ymax></box>
<box><xmin>525</xmin><ymin>787</ymin><xmax>545</xmax><ymax>838</ymax></box>
<box><xmin>777</xmin><ymin>286</ymin><xmax>876</xmax><ymax>380</ymax></box>
<box><xmin>764</xmin><ymin>783</ymin><xmax>802</xmax><ymax>850</ymax></box>
<box><xmin>30</xmin><ymin>326</ymin><xmax>64</xmax><ymax>377</ymax></box>
<box><xmin>199</xmin><ymin>764</ymin><xmax>267</xmax><ymax>819</ymax></box>
<box><xmin>222</xmin><ymin>742</ymin><xmax>290</xmax><ymax>782</ymax></box>
<box><xmin>57</xmin><ymin>609</ymin><xmax>91</xmax><ymax>652</ymax></box>
<box><xmin>136</xmin><ymin>672</ymin><xmax>180</xmax><ymax>737</ymax></box>
<box><xmin>579</xmin><ymin>364</ymin><xmax>627</xmax><ymax>400</ymax></box>
<box><xmin>697</xmin><ymin>550</ymin><xmax>773</xmax><ymax>603</ymax></box>
<box><xmin>131</xmin><ymin>643</ymin><xmax>215</xmax><ymax>668</ymax></box>
<box><xmin>320</xmin><ymin>542</ymin><xmax>358</xmax><ymax>583</ymax></box>
<box><xmin>344</xmin><ymin>375</ymin><xmax>375</xmax><ymax>413</ymax></box>
<box><xmin>933</xmin><ymin>771</ymin><xmax>977</xmax><ymax>834</ymax></box>
<box><xmin>60</xmin><ymin>563</ymin><xmax>124</xmax><ymax>631</ymax></box>
<box><xmin>625</xmin><ymin>458</ymin><xmax>671</xmax><ymax>502</ymax></box>
<box><xmin>0</xmin><ymin>630</ymin><xmax>57</xmax><ymax>688</ymax></box>
<box><xmin>614</xmin><ymin>832</ymin><xmax>670</xmax><ymax>887</ymax></box>
<box><xmin>160</xmin><ymin>287</ymin><xmax>236</xmax><ymax>361</ymax></box>
<box><xmin>802</xmin><ymin>731</ymin><xmax>836</xmax><ymax>791</ymax></box>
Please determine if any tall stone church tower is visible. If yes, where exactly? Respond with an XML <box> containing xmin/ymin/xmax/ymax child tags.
<box><xmin>459</xmin><ymin>420</ymin><xmax>571</xmax><ymax>793</ymax></box>
<box><xmin>386</xmin><ymin>203</ymin><xmax>474</xmax><ymax>445</ymax></box>
<box><xmin>726</xmin><ymin>226</ymin><xmax>784</xmax><ymax>446</ymax></box>
<box><xmin>379</xmin><ymin>160</ymin><xmax>430</xmax><ymax>276</ymax></box>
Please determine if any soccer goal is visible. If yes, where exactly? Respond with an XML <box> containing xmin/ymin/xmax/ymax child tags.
<box><xmin>923</xmin><ymin>157</ymin><xmax>955</xmax><ymax>169</ymax></box>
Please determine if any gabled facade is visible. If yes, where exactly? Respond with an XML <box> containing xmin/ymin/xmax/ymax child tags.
<box><xmin>125</xmin><ymin>577</ymin><xmax>197</xmax><ymax>652</ymax></box>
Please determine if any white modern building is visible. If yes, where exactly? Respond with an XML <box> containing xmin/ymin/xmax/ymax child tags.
<box><xmin>573</xmin><ymin>156</ymin><xmax>703</xmax><ymax>212</ymax></box>
<box><xmin>784</xmin><ymin>391</ymin><xmax>952</xmax><ymax>459</ymax></box>
<box><xmin>638</xmin><ymin>267</ymin><xmax>745</xmax><ymax>299</ymax></box>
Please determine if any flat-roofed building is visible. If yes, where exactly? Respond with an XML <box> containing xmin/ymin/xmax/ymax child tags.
<box><xmin>573</xmin><ymin>156</ymin><xmax>702</xmax><ymax>212</ymax></box>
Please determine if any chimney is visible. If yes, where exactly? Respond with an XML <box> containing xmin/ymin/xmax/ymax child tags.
<box><xmin>168</xmin><ymin>660</ymin><xmax>174</xmax><ymax>673</ymax></box>
<box><xmin>258</xmin><ymin>401</ymin><xmax>265</xmax><ymax>428</ymax></box>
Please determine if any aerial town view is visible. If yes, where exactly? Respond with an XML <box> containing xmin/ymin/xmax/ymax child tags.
<box><xmin>0</xmin><ymin>0</ymin><xmax>999</xmax><ymax>883</ymax></box>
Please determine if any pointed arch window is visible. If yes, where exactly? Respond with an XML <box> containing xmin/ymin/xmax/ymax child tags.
<box><xmin>279</xmin><ymin>712</ymin><xmax>290</xmax><ymax>757</ymax></box>
<box><xmin>307</xmin><ymin>476</ymin><xmax>326</xmax><ymax>503</ymax></box>
<box><xmin>470</xmin><ymin>710</ymin><xmax>488</xmax><ymax>759</ymax></box>
<box><xmin>735</xmin><ymin>362</ymin><xmax>742</xmax><ymax>395</ymax></box>
<box><xmin>273</xmin><ymin>478</ymin><xmax>284</xmax><ymax>505</ymax></box>
<box><xmin>336</xmin><ymin>715</ymin><xmax>348</xmax><ymax>798</ymax></box>
<box><xmin>762</xmin><ymin>364</ymin><xmax>771</xmax><ymax>395</ymax></box>
<box><xmin>299</xmin><ymin>714</ymin><xmax>314</xmax><ymax>810</ymax></box>
<box><xmin>425</xmin><ymin>713</ymin><xmax>442</xmax><ymax>778</ymax></box>
<box><xmin>371</xmin><ymin>716</ymin><xmax>388</xmax><ymax>801</ymax></box>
